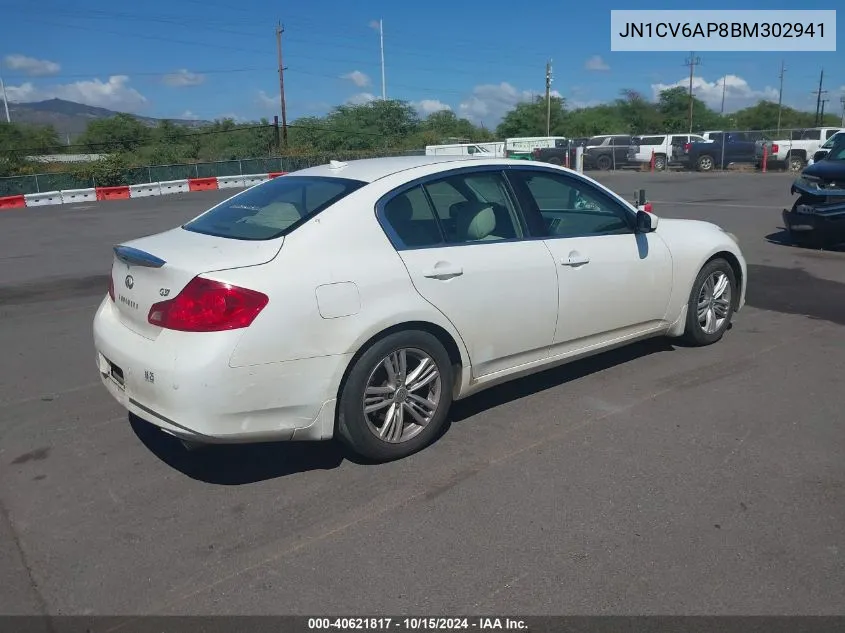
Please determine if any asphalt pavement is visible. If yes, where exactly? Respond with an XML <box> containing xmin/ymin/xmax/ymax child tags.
<box><xmin>1</xmin><ymin>170</ymin><xmax>844</xmax><ymax>616</ymax></box>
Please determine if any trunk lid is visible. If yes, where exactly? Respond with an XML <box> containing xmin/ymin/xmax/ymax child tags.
<box><xmin>110</xmin><ymin>227</ymin><xmax>283</xmax><ymax>339</ymax></box>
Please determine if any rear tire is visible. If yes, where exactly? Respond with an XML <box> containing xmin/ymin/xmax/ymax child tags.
<box><xmin>337</xmin><ymin>330</ymin><xmax>454</xmax><ymax>462</ymax></box>
<box><xmin>596</xmin><ymin>155</ymin><xmax>612</xmax><ymax>170</ymax></box>
<box><xmin>682</xmin><ymin>258</ymin><xmax>737</xmax><ymax>347</ymax></box>
<box><xmin>697</xmin><ymin>155</ymin><xmax>715</xmax><ymax>171</ymax></box>
<box><xmin>548</xmin><ymin>156</ymin><xmax>562</xmax><ymax>166</ymax></box>
<box><xmin>788</xmin><ymin>154</ymin><xmax>805</xmax><ymax>172</ymax></box>
<box><xmin>654</xmin><ymin>154</ymin><xmax>667</xmax><ymax>171</ymax></box>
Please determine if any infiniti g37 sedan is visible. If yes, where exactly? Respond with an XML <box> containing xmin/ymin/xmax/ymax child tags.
<box><xmin>93</xmin><ymin>156</ymin><xmax>747</xmax><ymax>462</ymax></box>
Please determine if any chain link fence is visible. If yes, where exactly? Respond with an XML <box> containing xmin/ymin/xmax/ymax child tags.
<box><xmin>0</xmin><ymin>150</ymin><xmax>423</xmax><ymax>197</ymax></box>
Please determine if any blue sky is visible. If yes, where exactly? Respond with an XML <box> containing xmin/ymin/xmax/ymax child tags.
<box><xmin>1</xmin><ymin>0</ymin><xmax>842</xmax><ymax>126</ymax></box>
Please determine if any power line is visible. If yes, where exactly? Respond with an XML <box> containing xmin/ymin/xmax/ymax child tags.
<box><xmin>812</xmin><ymin>69</ymin><xmax>827</xmax><ymax>126</ymax></box>
<box><xmin>683</xmin><ymin>52</ymin><xmax>701</xmax><ymax>133</ymax></box>
<box><xmin>776</xmin><ymin>61</ymin><xmax>786</xmax><ymax>135</ymax></box>
<box><xmin>276</xmin><ymin>22</ymin><xmax>288</xmax><ymax>149</ymax></box>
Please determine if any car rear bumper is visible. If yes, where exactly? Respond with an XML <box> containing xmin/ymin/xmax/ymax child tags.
<box><xmin>93</xmin><ymin>297</ymin><xmax>350</xmax><ymax>443</ymax></box>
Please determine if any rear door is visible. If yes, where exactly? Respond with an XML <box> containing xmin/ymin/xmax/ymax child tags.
<box><xmin>379</xmin><ymin>168</ymin><xmax>559</xmax><ymax>378</ymax></box>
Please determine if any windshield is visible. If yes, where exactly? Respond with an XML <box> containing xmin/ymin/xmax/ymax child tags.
<box><xmin>821</xmin><ymin>133</ymin><xmax>844</xmax><ymax>149</ymax></box>
<box><xmin>826</xmin><ymin>139</ymin><xmax>845</xmax><ymax>161</ymax></box>
<box><xmin>183</xmin><ymin>175</ymin><xmax>367</xmax><ymax>240</ymax></box>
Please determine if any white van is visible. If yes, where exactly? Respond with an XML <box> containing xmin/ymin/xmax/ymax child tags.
<box><xmin>425</xmin><ymin>143</ymin><xmax>503</xmax><ymax>157</ymax></box>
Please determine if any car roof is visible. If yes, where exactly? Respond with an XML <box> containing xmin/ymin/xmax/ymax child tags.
<box><xmin>288</xmin><ymin>155</ymin><xmax>548</xmax><ymax>184</ymax></box>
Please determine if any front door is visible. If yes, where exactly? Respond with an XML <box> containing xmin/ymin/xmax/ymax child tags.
<box><xmin>506</xmin><ymin>168</ymin><xmax>673</xmax><ymax>354</ymax></box>
<box><xmin>379</xmin><ymin>169</ymin><xmax>559</xmax><ymax>378</ymax></box>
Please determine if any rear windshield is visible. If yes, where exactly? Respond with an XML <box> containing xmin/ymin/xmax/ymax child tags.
<box><xmin>183</xmin><ymin>176</ymin><xmax>367</xmax><ymax>240</ymax></box>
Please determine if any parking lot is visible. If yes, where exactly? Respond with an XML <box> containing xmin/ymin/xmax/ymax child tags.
<box><xmin>1</xmin><ymin>170</ymin><xmax>843</xmax><ymax>616</ymax></box>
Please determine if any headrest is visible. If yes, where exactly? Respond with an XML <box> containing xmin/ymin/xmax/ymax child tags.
<box><xmin>385</xmin><ymin>194</ymin><xmax>413</xmax><ymax>223</ymax></box>
<box><xmin>455</xmin><ymin>202</ymin><xmax>496</xmax><ymax>241</ymax></box>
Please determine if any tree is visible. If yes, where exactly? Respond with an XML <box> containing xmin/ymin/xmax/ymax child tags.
<box><xmin>656</xmin><ymin>87</ymin><xmax>724</xmax><ymax>133</ymax></box>
<box><xmin>78</xmin><ymin>114</ymin><xmax>152</xmax><ymax>152</ymax></box>
<box><xmin>496</xmin><ymin>95</ymin><xmax>567</xmax><ymax>138</ymax></box>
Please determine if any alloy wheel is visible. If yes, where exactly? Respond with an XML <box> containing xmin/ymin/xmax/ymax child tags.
<box><xmin>362</xmin><ymin>348</ymin><xmax>442</xmax><ymax>444</ymax></box>
<box><xmin>696</xmin><ymin>271</ymin><xmax>732</xmax><ymax>334</ymax></box>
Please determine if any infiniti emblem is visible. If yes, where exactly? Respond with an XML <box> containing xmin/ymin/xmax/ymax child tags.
<box><xmin>125</xmin><ymin>275</ymin><xmax>134</xmax><ymax>289</ymax></box>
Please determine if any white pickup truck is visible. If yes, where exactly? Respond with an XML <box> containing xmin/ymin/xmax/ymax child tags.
<box><xmin>755</xmin><ymin>127</ymin><xmax>844</xmax><ymax>172</ymax></box>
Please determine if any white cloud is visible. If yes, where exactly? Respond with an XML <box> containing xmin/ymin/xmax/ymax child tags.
<box><xmin>342</xmin><ymin>70</ymin><xmax>371</xmax><ymax>88</ymax></box>
<box><xmin>458</xmin><ymin>82</ymin><xmax>561</xmax><ymax>125</ymax></box>
<box><xmin>651</xmin><ymin>74</ymin><xmax>778</xmax><ymax>113</ymax></box>
<box><xmin>347</xmin><ymin>92</ymin><xmax>377</xmax><ymax>105</ymax></box>
<box><xmin>413</xmin><ymin>99</ymin><xmax>451</xmax><ymax>115</ymax></box>
<box><xmin>3</xmin><ymin>54</ymin><xmax>60</xmax><ymax>77</ymax></box>
<box><xmin>256</xmin><ymin>90</ymin><xmax>278</xmax><ymax>110</ymax></box>
<box><xmin>162</xmin><ymin>69</ymin><xmax>206</xmax><ymax>87</ymax></box>
<box><xmin>180</xmin><ymin>110</ymin><xmax>198</xmax><ymax>119</ymax></box>
<box><xmin>585</xmin><ymin>55</ymin><xmax>610</xmax><ymax>72</ymax></box>
<box><xmin>5</xmin><ymin>75</ymin><xmax>148</xmax><ymax>112</ymax></box>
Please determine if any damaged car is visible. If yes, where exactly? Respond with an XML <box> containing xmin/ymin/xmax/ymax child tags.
<box><xmin>782</xmin><ymin>134</ymin><xmax>845</xmax><ymax>249</ymax></box>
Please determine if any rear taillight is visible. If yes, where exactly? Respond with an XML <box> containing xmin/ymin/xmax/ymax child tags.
<box><xmin>108</xmin><ymin>275</ymin><xmax>115</xmax><ymax>301</ymax></box>
<box><xmin>643</xmin><ymin>202</ymin><xmax>653</xmax><ymax>213</ymax></box>
<box><xmin>147</xmin><ymin>277</ymin><xmax>269</xmax><ymax>332</ymax></box>
<box><xmin>533</xmin><ymin>148</ymin><xmax>540</xmax><ymax>157</ymax></box>
<box><xmin>684</xmin><ymin>143</ymin><xmax>691</xmax><ymax>152</ymax></box>
<box><xmin>771</xmin><ymin>143</ymin><xmax>779</xmax><ymax>153</ymax></box>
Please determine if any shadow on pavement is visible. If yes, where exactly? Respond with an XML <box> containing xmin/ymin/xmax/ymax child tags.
<box><xmin>450</xmin><ymin>337</ymin><xmax>677</xmax><ymax>423</ymax></box>
<box><xmin>129</xmin><ymin>413</ymin><xmax>345</xmax><ymax>485</ymax></box>
<box><xmin>745</xmin><ymin>263</ymin><xmax>845</xmax><ymax>326</ymax></box>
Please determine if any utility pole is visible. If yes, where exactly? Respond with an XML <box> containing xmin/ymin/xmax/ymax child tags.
<box><xmin>0</xmin><ymin>75</ymin><xmax>10</xmax><ymax>123</ymax></box>
<box><xmin>820</xmin><ymin>97</ymin><xmax>829</xmax><ymax>123</ymax></box>
<box><xmin>840</xmin><ymin>95</ymin><xmax>845</xmax><ymax>127</ymax></box>
<box><xmin>720</xmin><ymin>76</ymin><xmax>727</xmax><ymax>115</ymax></box>
<box><xmin>545</xmin><ymin>60</ymin><xmax>553</xmax><ymax>137</ymax></box>
<box><xmin>812</xmin><ymin>69</ymin><xmax>826</xmax><ymax>126</ymax></box>
<box><xmin>379</xmin><ymin>19</ymin><xmax>386</xmax><ymax>100</ymax></box>
<box><xmin>684</xmin><ymin>52</ymin><xmax>701</xmax><ymax>133</ymax></box>
<box><xmin>776</xmin><ymin>61</ymin><xmax>786</xmax><ymax>135</ymax></box>
<box><xmin>275</xmin><ymin>22</ymin><xmax>288</xmax><ymax>150</ymax></box>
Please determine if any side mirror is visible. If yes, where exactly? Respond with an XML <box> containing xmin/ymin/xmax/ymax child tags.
<box><xmin>636</xmin><ymin>209</ymin><xmax>658</xmax><ymax>232</ymax></box>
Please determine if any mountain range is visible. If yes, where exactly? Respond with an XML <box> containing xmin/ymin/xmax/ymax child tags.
<box><xmin>6</xmin><ymin>98</ymin><xmax>211</xmax><ymax>139</ymax></box>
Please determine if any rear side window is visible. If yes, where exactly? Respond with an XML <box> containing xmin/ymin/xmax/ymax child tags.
<box><xmin>382</xmin><ymin>186</ymin><xmax>444</xmax><ymax>248</ymax></box>
<box><xmin>640</xmin><ymin>136</ymin><xmax>666</xmax><ymax>145</ymax></box>
<box><xmin>183</xmin><ymin>176</ymin><xmax>366</xmax><ymax>240</ymax></box>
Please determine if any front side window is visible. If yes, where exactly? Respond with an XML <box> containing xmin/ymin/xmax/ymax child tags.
<box><xmin>183</xmin><ymin>176</ymin><xmax>366</xmax><ymax>240</ymax></box>
<box><xmin>508</xmin><ymin>170</ymin><xmax>633</xmax><ymax>238</ymax></box>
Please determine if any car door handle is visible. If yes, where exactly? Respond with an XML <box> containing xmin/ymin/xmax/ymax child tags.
<box><xmin>422</xmin><ymin>264</ymin><xmax>464</xmax><ymax>280</ymax></box>
<box><xmin>561</xmin><ymin>253</ymin><xmax>590</xmax><ymax>267</ymax></box>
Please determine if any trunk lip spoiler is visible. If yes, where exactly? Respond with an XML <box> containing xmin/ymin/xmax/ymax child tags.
<box><xmin>113</xmin><ymin>245</ymin><xmax>166</xmax><ymax>268</ymax></box>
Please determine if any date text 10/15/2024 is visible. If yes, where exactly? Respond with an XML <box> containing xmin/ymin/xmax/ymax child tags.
<box><xmin>609</xmin><ymin>10</ymin><xmax>836</xmax><ymax>52</ymax></box>
<box><xmin>307</xmin><ymin>618</ymin><xmax>528</xmax><ymax>630</ymax></box>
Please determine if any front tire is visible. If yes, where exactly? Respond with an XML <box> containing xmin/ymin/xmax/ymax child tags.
<box><xmin>596</xmin><ymin>155</ymin><xmax>612</xmax><ymax>170</ymax></box>
<box><xmin>337</xmin><ymin>330</ymin><xmax>454</xmax><ymax>462</ymax></box>
<box><xmin>682</xmin><ymin>258</ymin><xmax>737</xmax><ymax>346</ymax></box>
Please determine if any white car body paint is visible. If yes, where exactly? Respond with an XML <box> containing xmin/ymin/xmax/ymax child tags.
<box><xmin>93</xmin><ymin>155</ymin><xmax>747</xmax><ymax>445</ymax></box>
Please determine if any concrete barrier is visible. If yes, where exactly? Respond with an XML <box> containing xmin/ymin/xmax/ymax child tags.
<box><xmin>217</xmin><ymin>175</ymin><xmax>246</xmax><ymax>189</ymax></box>
<box><xmin>60</xmin><ymin>188</ymin><xmax>97</xmax><ymax>204</ymax></box>
<box><xmin>129</xmin><ymin>183</ymin><xmax>162</xmax><ymax>198</ymax></box>
<box><xmin>188</xmin><ymin>177</ymin><xmax>219</xmax><ymax>191</ymax></box>
<box><xmin>242</xmin><ymin>174</ymin><xmax>269</xmax><ymax>187</ymax></box>
<box><xmin>96</xmin><ymin>186</ymin><xmax>131</xmax><ymax>201</ymax></box>
<box><xmin>159</xmin><ymin>179</ymin><xmax>190</xmax><ymax>195</ymax></box>
<box><xmin>0</xmin><ymin>194</ymin><xmax>27</xmax><ymax>210</ymax></box>
<box><xmin>24</xmin><ymin>191</ymin><xmax>63</xmax><ymax>207</ymax></box>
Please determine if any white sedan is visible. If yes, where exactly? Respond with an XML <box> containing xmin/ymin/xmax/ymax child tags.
<box><xmin>93</xmin><ymin>156</ymin><xmax>747</xmax><ymax>462</ymax></box>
